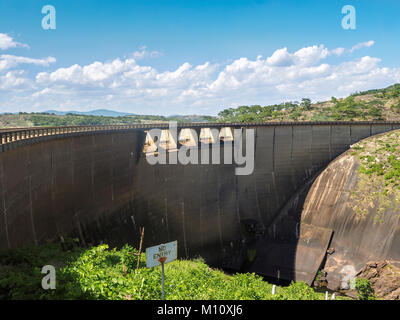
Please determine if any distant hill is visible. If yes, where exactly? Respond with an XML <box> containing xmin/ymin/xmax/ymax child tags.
<box><xmin>2</xmin><ymin>84</ymin><xmax>400</xmax><ymax>128</ymax></box>
<box><xmin>0</xmin><ymin>111</ymin><xmax>214</xmax><ymax>128</ymax></box>
<box><xmin>41</xmin><ymin>110</ymin><xmax>213</xmax><ymax>122</ymax></box>
<box><xmin>44</xmin><ymin>109</ymin><xmax>136</xmax><ymax>117</ymax></box>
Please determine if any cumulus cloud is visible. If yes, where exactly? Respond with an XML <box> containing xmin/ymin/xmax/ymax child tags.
<box><xmin>0</xmin><ymin>33</ymin><xmax>29</xmax><ymax>50</ymax></box>
<box><xmin>0</xmin><ymin>70</ymin><xmax>33</xmax><ymax>91</ymax></box>
<box><xmin>265</xmin><ymin>41</ymin><xmax>375</xmax><ymax>68</ymax></box>
<box><xmin>266</xmin><ymin>45</ymin><xmax>331</xmax><ymax>67</ymax></box>
<box><xmin>1</xmin><ymin>40</ymin><xmax>399</xmax><ymax>114</ymax></box>
<box><xmin>266</xmin><ymin>48</ymin><xmax>294</xmax><ymax>66</ymax></box>
<box><xmin>36</xmin><ymin>58</ymin><xmax>134</xmax><ymax>85</ymax></box>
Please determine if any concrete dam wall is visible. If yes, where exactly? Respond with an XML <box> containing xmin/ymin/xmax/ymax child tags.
<box><xmin>1</xmin><ymin>122</ymin><xmax>400</xmax><ymax>282</ymax></box>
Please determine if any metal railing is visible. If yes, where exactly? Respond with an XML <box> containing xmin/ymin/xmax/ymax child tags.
<box><xmin>1</xmin><ymin>121</ymin><xmax>400</xmax><ymax>151</ymax></box>
<box><xmin>0</xmin><ymin>125</ymin><xmax>129</xmax><ymax>145</ymax></box>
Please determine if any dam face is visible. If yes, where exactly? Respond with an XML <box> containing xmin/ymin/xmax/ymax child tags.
<box><xmin>1</xmin><ymin>122</ymin><xmax>400</xmax><ymax>283</ymax></box>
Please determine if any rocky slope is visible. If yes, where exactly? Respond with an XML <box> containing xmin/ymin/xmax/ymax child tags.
<box><xmin>300</xmin><ymin>129</ymin><xmax>400</xmax><ymax>294</ymax></box>
<box><xmin>357</xmin><ymin>261</ymin><xmax>400</xmax><ymax>300</ymax></box>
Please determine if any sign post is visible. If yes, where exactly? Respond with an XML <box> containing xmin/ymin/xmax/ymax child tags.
<box><xmin>161</xmin><ymin>259</ymin><xmax>165</xmax><ymax>300</ymax></box>
<box><xmin>146</xmin><ymin>240</ymin><xmax>178</xmax><ymax>300</ymax></box>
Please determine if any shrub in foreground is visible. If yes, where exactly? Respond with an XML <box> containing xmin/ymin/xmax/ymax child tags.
<box><xmin>1</xmin><ymin>243</ymin><xmax>336</xmax><ymax>300</ymax></box>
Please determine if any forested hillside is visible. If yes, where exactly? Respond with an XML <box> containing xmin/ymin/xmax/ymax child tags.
<box><xmin>217</xmin><ymin>84</ymin><xmax>400</xmax><ymax>122</ymax></box>
<box><xmin>0</xmin><ymin>113</ymin><xmax>213</xmax><ymax>128</ymax></box>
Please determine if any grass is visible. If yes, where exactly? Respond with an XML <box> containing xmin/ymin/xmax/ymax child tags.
<box><xmin>0</xmin><ymin>241</ymin><xmax>350</xmax><ymax>300</ymax></box>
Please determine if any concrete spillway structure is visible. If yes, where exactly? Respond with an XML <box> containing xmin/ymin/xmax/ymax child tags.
<box><xmin>1</xmin><ymin>122</ymin><xmax>400</xmax><ymax>284</ymax></box>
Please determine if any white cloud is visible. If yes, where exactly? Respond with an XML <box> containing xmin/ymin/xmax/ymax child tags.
<box><xmin>132</xmin><ymin>46</ymin><xmax>163</xmax><ymax>60</ymax></box>
<box><xmin>1</xmin><ymin>40</ymin><xmax>399</xmax><ymax>115</ymax></box>
<box><xmin>0</xmin><ymin>70</ymin><xmax>33</xmax><ymax>90</ymax></box>
<box><xmin>0</xmin><ymin>55</ymin><xmax>56</xmax><ymax>72</ymax></box>
<box><xmin>350</xmin><ymin>40</ymin><xmax>375</xmax><ymax>53</ymax></box>
<box><xmin>293</xmin><ymin>45</ymin><xmax>330</xmax><ymax>66</ymax></box>
<box><xmin>0</xmin><ymin>33</ymin><xmax>29</xmax><ymax>50</ymax></box>
<box><xmin>266</xmin><ymin>45</ymin><xmax>330</xmax><ymax>67</ymax></box>
<box><xmin>266</xmin><ymin>48</ymin><xmax>294</xmax><ymax>66</ymax></box>
<box><xmin>331</xmin><ymin>47</ymin><xmax>345</xmax><ymax>56</ymax></box>
<box><xmin>37</xmin><ymin>58</ymin><xmax>133</xmax><ymax>85</ymax></box>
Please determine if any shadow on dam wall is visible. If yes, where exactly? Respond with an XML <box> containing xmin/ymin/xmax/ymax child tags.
<box><xmin>1</xmin><ymin>122</ymin><xmax>400</xmax><ymax>284</ymax></box>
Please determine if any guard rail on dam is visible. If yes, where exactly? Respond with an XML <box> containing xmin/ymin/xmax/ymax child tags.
<box><xmin>1</xmin><ymin>121</ymin><xmax>400</xmax><ymax>284</ymax></box>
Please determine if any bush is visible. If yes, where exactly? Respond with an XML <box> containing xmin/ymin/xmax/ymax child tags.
<box><xmin>355</xmin><ymin>278</ymin><xmax>375</xmax><ymax>300</ymax></box>
<box><xmin>0</xmin><ymin>243</ymin><xmax>330</xmax><ymax>300</ymax></box>
<box><xmin>0</xmin><ymin>241</ymin><xmax>84</xmax><ymax>299</ymax></box>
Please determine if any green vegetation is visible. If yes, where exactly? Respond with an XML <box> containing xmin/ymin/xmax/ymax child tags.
<box><xmin>2</xmin><ymin>84</ymin><xmax>400</xmax><ymax>128</ymax></box>
<box><xmin>349</xmin><ymin>130</ymin><xmax>400</xmax><ymax>223</ymax></box>
<box><xmin>216</xmin><ymin>83</ymin><xmax>400</xmax><ymax>123</ymax></box>
<box><xmin>217</xmin><ymin>102</ymin><xmax>300</xmax><ymax>122</ymax></box>
<box><xmin>351</xmin><ymin>83</ymin><xmax>400</xmax><ymax>98</ymax></box>
<box><xmin>0</xmin><ymin>241</ymin><xmax>348</xmax><ymax>300</ymax></box>
<box><xmin>217</xmin><ymin>96</ymin><xmax>386</xmax><ymax>122</ymax></box>
<box><xmin>0</xmin><ymin>113</ymin><xmax>214</xmax><ymax>129</ymax></box>
<box><xmin>355</xmin><ymin>278</ymin><xmax>376</xmax><ymax>300</ymax></box>
<box><xmin>30</xmin><ymin>114</ymin><xmax>142</xmax><ymax>126</ymax></box>
<box><xmin>390</xmin><ymin>101</ymin><xmax>400</xmax><ymax>114</ymax></box>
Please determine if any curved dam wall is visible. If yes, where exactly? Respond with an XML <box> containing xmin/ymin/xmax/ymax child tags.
<box><xmin>1</xmin><ymin>122</ymin><xmax>400</xmax><ymax>268</ymax></box>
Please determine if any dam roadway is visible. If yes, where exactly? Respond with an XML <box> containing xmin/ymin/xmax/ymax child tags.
<box><xmin>1</xmin><ymin>121</ymin><xmax>400</xmax><ymax>286</ymax></box>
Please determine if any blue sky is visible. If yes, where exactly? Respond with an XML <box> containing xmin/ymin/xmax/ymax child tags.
<box><xmin>0</xmin><ymin>0</ymin><xmax>399</xmax><ymax>115</ymax></box>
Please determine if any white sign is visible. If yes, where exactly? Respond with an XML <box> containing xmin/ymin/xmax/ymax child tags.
<box><xmin>146</xmin><ymin>240</ymin><xmax>178</xmax><ymax>268</ymax></box>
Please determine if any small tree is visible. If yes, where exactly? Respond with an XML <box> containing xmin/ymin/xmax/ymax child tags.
<box><xmin>300</xmin><ymin>98</ymin><xmax>312</xmax><ymax>110</ymax></box>
<box><xmin>355</xmin><ymin>278</ymin><xmax>375</xmax><ymax>300</ymax></box>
